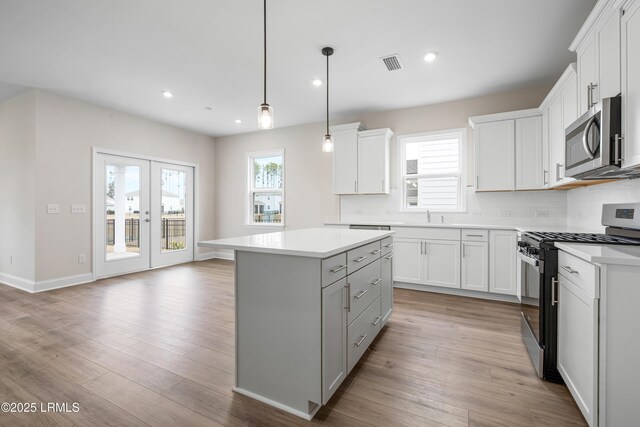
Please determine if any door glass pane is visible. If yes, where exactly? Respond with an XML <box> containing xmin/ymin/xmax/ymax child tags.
<box><xmin>161</xmin><ymin>169</ymin><xmax>187</xmax><ymax>252</ymax></box>
<box><xmin>105</xmin><ymin>163</ymin><xmax>141</xmax><ymax>260</ymax></box>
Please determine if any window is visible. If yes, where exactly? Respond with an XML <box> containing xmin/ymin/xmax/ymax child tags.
<box><xmin>399</xmin><ymin>129</ymin><xmax>466</xmax><ymax>212</ymax></box>
<box><xmin>247</xmin><ymin>150</ymin><xmax>284</xmax><ymax>225</ymax></box>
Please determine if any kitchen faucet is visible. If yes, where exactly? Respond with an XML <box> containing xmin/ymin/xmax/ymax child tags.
<box><xmin>426</xmin><ymin>210</ymin><xmax>431</xmax><ymax>223</ymax></box>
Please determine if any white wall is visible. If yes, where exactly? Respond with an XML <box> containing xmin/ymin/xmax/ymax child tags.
<box><xmin>215</xmin><ymin>122</ymin><xmax>340</xmax><ymax>238</ymax></box>
<box><xmin>0</xmin><ymin>91</ymin><xmax>36</xmax><ymax>283</ymax></box>
<box><xmin>567</xmin><ymin>179</ymin><xmax>640</xmax><ymax>232</ymax></box>
<box><xmin>1</xmin><ymin>90</ymin><xmax>217</xmax><ymax>284</ymax></box>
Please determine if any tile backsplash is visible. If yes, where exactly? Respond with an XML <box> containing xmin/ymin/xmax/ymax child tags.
<box><xmin>340</xmin><ymin>186</ymin><xmax>568</xmax><ymax>227</ymax></box>
<box><xmin>567</xmin><ymin>179</ymin><xmax>640</xmax><ymax>232</ymax></box>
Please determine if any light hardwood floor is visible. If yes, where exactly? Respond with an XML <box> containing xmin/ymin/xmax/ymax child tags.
<box><xmin>0</xmin><ymin>260</ymin><xmax>586</xmax><ymax>426</ymax></box>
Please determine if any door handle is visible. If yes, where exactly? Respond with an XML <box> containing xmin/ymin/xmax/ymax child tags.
<box><xmin>543</xmin><ymin>169</ymin><xmax>548</xmax><ymax>185</ymax></box>
<box><xmin>551</xmin><ymin>277</ymin><xmax>559</xmax><ymax>306</ymax></box>
<box><xmin>555</xmin><ymin>163</ymin><xmax>560</xmax><ymax>182</ymax></box>
<box><xmin>587</xmin><ymin>83</ymin><xmax>592</xmax><ymax>109</ymax></box>
<box><xmin>345</xmin><ymin>283</ymin><xmax>351</xmax><ymax>311</ymax></box>
<box><xmin>462</xmin><ymin>244</ymin><xmax>466</xmax><ymax>258</ymax></box>
<box><xmin>615</xmin><ymin>134</ymin><xmax>624</xmax><ymax>163</ymax></box>
<box><xmin>582</xmin><ymin>115</ymin><xmax>599</xmax><ymax>159</ymax></box>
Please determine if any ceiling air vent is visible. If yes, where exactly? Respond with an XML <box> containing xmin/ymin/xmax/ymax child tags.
<box><xmin>381</xmin><ymin>54</ymin><xmax>404</xmax><ymax>71</ymax></box>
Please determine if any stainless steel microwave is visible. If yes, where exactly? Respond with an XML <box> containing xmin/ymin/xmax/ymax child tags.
<box><xmin>564</xmin><ymin>96</ymin><xmax>622</xmax><ymax>179</ymax></box>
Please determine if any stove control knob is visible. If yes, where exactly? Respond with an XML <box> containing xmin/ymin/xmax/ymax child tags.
<box><xmin>517</xmin><ymin>241</ymin><xmax>527</xmax><ymax>248</ymax></box>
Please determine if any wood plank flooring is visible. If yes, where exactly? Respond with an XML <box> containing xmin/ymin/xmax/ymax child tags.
<box><xmin>0</xmin><ymin>260</ymin><xmax>586</xmax><ymax>426</ymax></box>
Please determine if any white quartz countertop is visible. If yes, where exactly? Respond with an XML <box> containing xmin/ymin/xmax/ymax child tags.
<box><xmin>555</xmin><ymin>242</ymin><xmax>640</xmax><ymax>266</ymax></box>
<box><xmin>198</xmin><ymin>228</ymin><xmax>394</xmax><ymax>258</ymax></box>
<box><xmin>324</xmin><ymin>222</ymin><xmax>597</xmax><ymax>234</ymax></box>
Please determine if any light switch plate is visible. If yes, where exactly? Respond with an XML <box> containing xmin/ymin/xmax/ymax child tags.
<box><xmin>71</xmin><ymin>204</ymin><xmax>86</xmax><ymax>214</ymax></box>
<box><xmin>535</xmin><ymin>210</ymin><xmax>549</xmax><ymax>218</ymax></box>
<box><xmin>78</xmin><ymin>254</ymin><xmax>87</xmax><ymax>264</ymax></box>
<box><xmin>499</xmin><ymin>210</ymin><xmax>512</xmax><ymax>217</ymax></box>
<box><xmin>47</xmin><ymin>204</ymin><xmax>60</xmax><ymax>214</ymax></box>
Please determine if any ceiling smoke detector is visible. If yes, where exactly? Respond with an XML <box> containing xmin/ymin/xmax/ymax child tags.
<box><xmin>380</xmin><ymin>54</ymin><xmax>404</xmax><ymax>71</ymax></box>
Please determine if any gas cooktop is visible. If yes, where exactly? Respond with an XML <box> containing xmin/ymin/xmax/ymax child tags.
<box><xmin>523</xmin><ymin>231</ymin><xmax>639</xmax><ymax>245</ymax></box>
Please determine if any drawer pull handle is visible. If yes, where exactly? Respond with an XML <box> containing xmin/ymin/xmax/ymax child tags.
<box><xmin>372</xmin><ymin>316</ymin><xmax>382</xmax><ymax>326</ymax></box>
<box><xmin>371</xmin><ymin>249</ymin><xmax>381</xmax><ymax>255</ymax></box>
<box><xmin>354</xmin><ymin>290</ymin><xmax>368</xmax><ymax>299</ymax></box>
<box><xmin>465</xmin><ymin>234</ymin><xmax>484</xmax><ymax>237</ymax></box>
<box><xmin>384</xmin><ymin>243</ymin><xmax>394</xmax><ymax>248</ymax></box>
<box><xmin>354</xmin><ymin>256</ymin><xmax>368</xmax><ymax>263</ymax></box>
<box><xmin>354</xmin><ymin>334</ymin><xmax>368</xmax><ymax>347</ymax></box>
<box><xmin>385</xmin><ymin>254</ymin><xmax>394</xmax><ymax>260</ymax></box>
<box><xmin>551</xmin><ymin>277</ymin><xmax>559</xmax><ymax>306</ymax></box>
<box><xmin>371</xmin><ymin>279</ymin><xmax>382</xmax><ymax>286</ymax></box>
<box><xmin>330</xmin><ymin>265</ymin><xmax>347</xmax><ymax>273</ymax></box>
<box><xmin>561</xmin><ymin>265</ymin><xmax>578</xmax><ymax>274</ymax></box>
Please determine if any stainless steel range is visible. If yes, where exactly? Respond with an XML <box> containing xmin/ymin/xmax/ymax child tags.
<box><xmin>519</xmin><ymin>203</ymin><xmax>640</xmax><ymax>381</ymax></box>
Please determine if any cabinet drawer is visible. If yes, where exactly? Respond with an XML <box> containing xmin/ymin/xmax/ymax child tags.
<box><xmin>381</xmin><ymin>237</ymin><xmax>394</xmax><ymax>255</ymax></box>
<box><xmin>558</xmin><ymin>251</ymin><xmax>599</xmax><ymax>298</ymax></box>
<box><xmin>462</xmin><ymin>229</ymin><xmax>488</xmax><ymax>241</ymax></box>
<box><xmin>322</xmin><ymin>253</ymin><xmax>348</xmax><ymax>288</ymax></box>
<box><xmin>347</xmin><ymin>241</ymin><xmax>381</xmax><ymax>274</ymax></box>
<box><xmin>347</xmin><ymin>296</ymin><xmax>381</xmax><ymax>373</ymax></box>
<box><xmin>347</xmin><ymin>258</ymin><xmax>382</xmax><ymax>325</ymax></box>
<box><xmin>392</xmin><ymin>227</ymin><xmax>461</xmax><ymax>241</ymax></box>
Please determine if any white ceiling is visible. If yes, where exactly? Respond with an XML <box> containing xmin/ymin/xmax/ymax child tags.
<box><xmin>0</xmin><ymin>81</ymin><xmax>28</xmax><ymax>103</ymax></box>
<box><xmin>0</xmin><ymin>0</ymin><xmax>595</xmax><ymax>137</ymax></box>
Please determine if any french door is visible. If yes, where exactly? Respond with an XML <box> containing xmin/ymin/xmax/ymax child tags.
<box><xmin>95</xmin><ymin>153</ymin><xmax>194</xmax><ymax>278</ymax></box>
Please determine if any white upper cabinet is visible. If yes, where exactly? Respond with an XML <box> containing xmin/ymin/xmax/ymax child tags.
<box><xmin>571</xmin><ymin>1</ymin><xmax>625</xmax><ymax>115</ymax></box>
<box><xmin>473</xmin><ymin>120</ymin><xmax>515</xmax><ymax>191</ymax></box>
<box><xmin>357</xmin><ymin>129</ymin><xmax>392</xmax><ymax>194</ymax></box>
<box><xmin>332</xmin><ymin>123</ymin><xmax>362</xmax><ymax>195</ymax></box>
<box><xmin>540</xmin><ymin>64</ymin><xmax>578</xmax><ymax>187</ymax></box>
<box><xmin>577</xmin><ymin>33</ymin><xmax>599</xmax><ymax>115</ymax></box>
<box><xmin>599</xmin><ymin>7</ymin><xmax>622</xmax><ymax>99</ymax></box>
<box><xmin>470</xmin><ymin>109</ymin><xmax>542</xmax><ymax>192</ymax></box>
<box><xmin>622</xmin><ymin>0</ymin><xmax>640</xmax><ymax>169</ymax></box>
<box><xmin>515</xmin><ymin>116</ymin><xmax>543</xmax><ymax>190</ymax></box>
<box><xmin>331</xmin><ymin>123</ymin><xmax>392</xmax><ymax>195</ymax></box>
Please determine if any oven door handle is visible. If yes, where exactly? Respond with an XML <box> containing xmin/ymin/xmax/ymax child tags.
<box><xmin>582</xmin><ymin>115</ymin><xmax>599</xmax><ymax>160</ymax></box>
<box><xmin>517</xmin><ymin>251</ymin><xmax>539</xmax><ymax>272</ymax></box>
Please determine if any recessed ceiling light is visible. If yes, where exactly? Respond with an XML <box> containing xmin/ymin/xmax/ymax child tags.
<box><xmin>312</xmin><ymin>79</ymin><xmax>322</xmax><ymax>87</ymax></box>
<box><xmin>423</xmin><ymin>51</ymin><xmax>438</xmax><ymax>63</ymax></box>
<box><xmin>204</xmin><ymin>106</ymin><xmax>213</xmax><ymax>111</ymax></box>
<box><xmin>235</xmin><ymin>118</ymin><xmax>243</xmax><ymax>124</ymax></box>
<box><xmin>162</xmin><ymin>91</ymin><xmax>174</xmax><ymax>99</ymax></box>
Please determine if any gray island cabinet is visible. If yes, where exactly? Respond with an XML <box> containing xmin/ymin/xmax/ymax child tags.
<box><xmin>198</xmin><ymin>228</ymin><xmax>394</xmax><ymax>419</ymax></box>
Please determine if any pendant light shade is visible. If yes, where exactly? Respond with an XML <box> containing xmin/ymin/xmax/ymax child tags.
<box><xmin>322</xmin><ymin>46</ymin><xmax>334</xmax><ymax>152</ymax></box>
<box><xmin>258</xmin><ymin>0</ymin><xmax>274</xmax><ymax>129</ymax></box>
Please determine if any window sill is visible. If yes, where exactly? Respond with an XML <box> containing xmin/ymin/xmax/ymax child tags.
<box><xmin>245</xmin><ymin>223</ymin><xmax>285</xmax><ymax>228</ymax></box>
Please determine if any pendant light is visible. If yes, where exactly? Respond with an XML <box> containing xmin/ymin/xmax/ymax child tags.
<box><xmin>321</xmin><ymin>47</ymin><xmax>334</xmax><ymax>152</ymax></box>
<box><xmin>258</xmin><ymin>0</ymin><xmax>274</xmax><ymax>129</ymax></box>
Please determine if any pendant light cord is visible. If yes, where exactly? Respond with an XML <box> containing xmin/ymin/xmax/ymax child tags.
<box><xmin>263</xmin><ymin>0</ymin><xmax>267</xmax><ymax>105</ymax></box>
<box><xmin>326</xmin><ymin>52</ymin><xmax>330</xmax><ymax>135</ymax></box>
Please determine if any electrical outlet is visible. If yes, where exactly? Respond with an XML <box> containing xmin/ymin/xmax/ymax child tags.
<box><xmin>535</xmin><ymin>210</ymin><xmax>549</xmax><ymax>218</ymax></box>
<box><xmin>47</xmin><ymin>204</ymin><xmax>60</xmax><ymax>214</ymax></box>
<box><xmin>71</xmin><ymin>204</ymin><xmax>86</xmax><ymax>214</ymax></box>
<box><xmin>499</xmin><ymin>210</ymin><xmax>512</xmax><ymax>217</ymax></box>
<box><xmin>472</xmin><ymin>211</ymin><xmax>481</xmax><ymax>217</ymax></box>
<box><xmin>78</xmin><ymin>254</ymin><xmax>87</xmax><ymax>264</ymax></box>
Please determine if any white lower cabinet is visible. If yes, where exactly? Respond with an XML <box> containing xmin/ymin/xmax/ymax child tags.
<box><xmin>489</xmin><ymin>230</ymin><xmax>517</xmax><ymax>295</ymax></box>
<box><xmin>557</xmin><ymin>273</ymin><xmax>598</xmax><ymax>426</ymax></box>
<box><xmin>321</xmin><ymin>278</ymin><xmax>347</xmax><ymax>404</ymax></box>
<box><xmin>461</xmin><ymin>241</ymin><xmax>489</xmax><ymax>292</ymax></box>
<box><xmin>423</xmin><ymin>240</ymin><xmax>461</xmax><ymax>289</ymax></box>
<box><xmin>392</xmin><ymin>238</ymin><xmax>423</xmax><ymax>284</ymax></box>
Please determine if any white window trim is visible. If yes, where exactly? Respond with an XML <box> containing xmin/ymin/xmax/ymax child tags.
<box><xmin>397</xmin><ymin>128</ymin><xmax>467</xmax><ymax>213</ymax></box>
<box><xmin>246</xmin><ymin>149</ymin><xmax>285</xmax><ymax>227</ymax></box>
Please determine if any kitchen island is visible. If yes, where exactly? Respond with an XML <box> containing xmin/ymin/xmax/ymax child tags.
<box><xmin>198</xmin><ymin>227</ymin><xmax>394</xmax><ymax>419</ymax></box>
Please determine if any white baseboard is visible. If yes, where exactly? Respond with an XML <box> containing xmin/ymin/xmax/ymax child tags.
<box><xmin>33</xmin><ymin>273</ymin><xmax>94</xmax><ymax>293</ymax></box>
<box><xmin>197</xmin><ymin>250</ymin><xmax>235</xmax><ymax>261</ymax></box>
<box><xmin>0</xmin><ymin>272</ymin><xmax>95</xmax><ymax>293</ymax></box>
<box><xmin>394</xmin><ymin>281</ymin><xmax>519</xmax><ymax>303</ymax></box>
<box><xmin>0</xmin><ymin>272</ymin><xmax>36</xmax><ymax>292</ymax></box>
